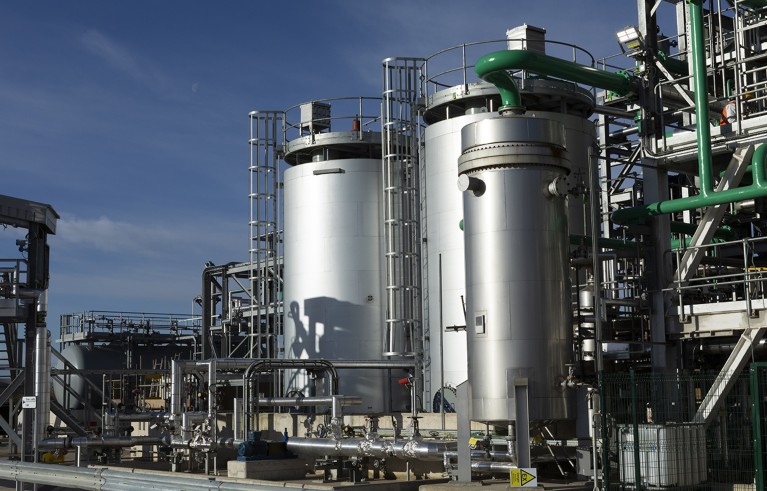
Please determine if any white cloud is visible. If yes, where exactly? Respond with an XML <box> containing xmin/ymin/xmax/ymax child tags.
<box><xmin>80</xmin><ymin>29</ymin><xmax>169</xmax><ymax>92</ymax></box>
<box><xmin>54</xmin><ymin>214</ymin><xmax>177</xmax><ymax>257</ymax></box>
<box><xmin>52</xmin><ymin>212</ymin><xmax>245</xmax><ymax>260</ymax></box>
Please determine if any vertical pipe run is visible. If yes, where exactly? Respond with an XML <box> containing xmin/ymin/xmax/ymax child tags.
<box><xmin>689</xmin><ymin>0</ymin><xmax>714</xmax><ymax>196</ymax></box>
<box><xmin>33</xmin><ymin>325</ymin><xmax>51</xmax><ymax>457</ymax></box>
<box><xmin>588</xmin><ymin>151</ymin><xmax>604</xmax><ymax>374</ymax></box>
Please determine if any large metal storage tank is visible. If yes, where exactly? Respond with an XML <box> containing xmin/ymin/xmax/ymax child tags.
<box><xmin>282</xmin><ymin>99</ymin><xmax>405</xmax><ymax>412</ymax></box>
<box><xmin>459</xmin><ymin>115</ymin><xmax>574</xmax><ymax>422</ymax></box>
<box><xmin>421</xmin><ymin>78</ymin><xmax>594</xmax><ymax>408</ymax></box>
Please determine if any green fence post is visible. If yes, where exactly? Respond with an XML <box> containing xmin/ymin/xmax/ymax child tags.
<box><xmin>600</xmin><ymin>371</ymin><xmax>609</xmax><ymax>489</ymax></box>
<box><xmin>753</xmin><ymin>364</ymin><xmax>765</xmax><ymax>491</ymax></box>
<box><xmin>631</xmin><ymin>368</ymin><xmax>642</xmax><ymax>489</ymax></box>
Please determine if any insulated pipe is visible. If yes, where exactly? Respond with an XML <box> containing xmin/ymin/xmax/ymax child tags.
<box><xmin>33</xmin><ymin>327</ymin><xmax>51</xmax><ymax>446</ymax></box>
<box><xmin>286</xmin><ymin>437</ymin><xmax>455</xmax><ymax>461</ymax></box>
<box><xmin>170</xmin><ymin>436</ymin><xmax>238</xmax><ymax>450</ymax></box>
<box><xmin>443</xmin><ymin>450</ymin><xmax>514</xmax><ymax>461</ymax></box>
<box><xmin>569</xmin><ymin>234</ymin><xmax>640</xmax><ymax>251</ymax></box>
<box><xmin>38</xmin><ymin>435</ymin><xmax>172</xmax><ymax>450</ymax></box>
<box><xmin>474</xmin><ymin>49</ymin><xmax>635</xmax><ymax>111</ymax></box>
<box><xmin>71</xmin><ymin>436</ymin><xmax>171</xmax><ymax>449</ymax></box>
<box><xmin>104</xmin><ymin>411</ymin><xmax>169</xmax><ymax>422</ymax></box>
<box><xmin>330</xmin><ymin>360</ymin><xmax>415</xmax><ymax>369</ymax></box>
<box><xmin>470</xmin><ymin>461</ymin><xmax>516</xmax><ymax>473</ymax></box>
<box><xmin>255</xmin><ymin>396</ymin><xmax>362</xmax><ymax>412</ymax></box>
<box><xmin>170</xmin><ymin>359</ymin><xmax>182</xmax><ymax>419</ymax></box>
<box><xmin>243</xmin><ymin>359</ymin><xmax>339</xmax><ymax>437</ymax></box>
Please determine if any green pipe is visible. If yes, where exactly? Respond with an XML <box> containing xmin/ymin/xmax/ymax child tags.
<box><xmin>569</xmin><ymin>234</ymin><xmax>639</xmax><ymax>251</ymax></box>
<box><xmin>670</xmin><ymin>236</ymin><xmax>725</xmax><ymax>249</ymax></box>
<box><xmin>613</xmin><ymin>144</ymin><xmax>767</xmax><ymax>224</ymax></box>
<box><xmin>474</xmin><ymin>50</ymin><xmax>635</xmax><ymax>111</ymax></box>
<box><xmin>690</xmin><ymin>0</ymin><xmax>715</xmax><ymax>197</ymax></box>
<box><xmin>669</xmin><ymin>221</ymin><xmax>735</xmax><ymax>240</ymax></box>
<box><xmin>611</xmin><ymin>0</ymin><xmax>767</xmax><ymax>225</ymax></box>
<box><xmin>657</xmin><ymin>50</ymin><xmax>688</xmax><ymax>76</ymax></box>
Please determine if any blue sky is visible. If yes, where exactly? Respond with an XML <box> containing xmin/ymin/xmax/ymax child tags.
<box><xmin>1</xmin><ymin>1</ymin><xmax>677</xmax><ymax>333</ymax></box>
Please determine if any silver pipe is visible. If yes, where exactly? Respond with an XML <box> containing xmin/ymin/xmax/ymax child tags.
<box><xmin>72</xmin><ymin>436</ymin><xmax>171</xmax><ymax>448</ymax></box>
<box><xmin>181</xmin><ymin>411</ymin><xmax>208</xmax><ymax>441</ymax></box>
<box><xmin>104</xmin><ymin>411</ymin><xmax>169</xmax><ymax>422</ymax></box>
<box><xmin>38</xmin><ymin>437</ymin><xmax>68</xmax><ymax>450</ymax></box>
<box><xmin>331</xmin><ymin>360</ymin><xmax>415</xmax><ymax>369</ymax></box>
<box><xmin>34</xmin><ymin>326</ymin><xmax>51</xmax><ymax>446</ymax></box>
<box><xmin>257</xmin><ymin>396</ymin><xmax>362</xmax><ymax>407</ymax></box>
<box><xmin>170</xmin><ymin>359</ymin><xmax>182</xmax><ymax>418</ymax></box>
<box><xmin>0</xmin><ymin>460</ymin><xmax>293</xmax><ymax>491</ymax></box>
<box><xmin>286</xmin><ymin>437</ymin><xmax>455</xmax><ymax>461</ymax></box>
<box><xmin>170</xmin><ymin>436</ymin><xmax>238</xmax><ymax>450</ymax></box>
<box><xmin>470</xmin><ymin>460</ymin><xmax>515</xmax><ymax>473</ymax></box>
<box><xmin>206</xmin><ymin>359</ymin><xmax>216</xmax><ymax>420</ymax></box>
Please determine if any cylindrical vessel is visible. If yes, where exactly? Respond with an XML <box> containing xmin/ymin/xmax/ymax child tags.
<box><xmin>420</xmin><ymin>83</ymin><xmax>595</xmax><ymax>408</ymax></box>
<box><xmin>459</xmin><ymin>115</ymin><xmax>573</xmax><ymax>422</ymax></box>
<box><xmin>283</xmin><ymin>159</ymin><xmax>398</xmax><ymax>412</ymax></box>
<box><xmin>53</xmin><ymin>345</ymin><xmax>124</xmax><ymax>410</ymax></box>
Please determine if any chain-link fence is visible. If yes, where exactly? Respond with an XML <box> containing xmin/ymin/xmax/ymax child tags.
<box><xmin>601</xmin><ymin>369</ymin><xmax>756</xmax><ymax>489</ymax></box>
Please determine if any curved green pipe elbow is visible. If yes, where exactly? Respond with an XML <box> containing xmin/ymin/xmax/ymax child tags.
<box><xmin>475</xmin><ymin>50</ymin><xmax>635</xmax><ymax>111</ymax></box>
<box><xmin>612</xmin><ymin>144</ymin><xmax>767</xmax><ymax>225</ymax></box>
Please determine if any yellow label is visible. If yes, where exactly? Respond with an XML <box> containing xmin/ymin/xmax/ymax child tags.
<box><xmin>468</xmin><ymin>437</ymin><xmax>478</xmax><ymax>447</ymax></box>
<box><xmin>510</xmin><ymin>468</ymin><xmax>537</xmax><ymax>487</ymax></box>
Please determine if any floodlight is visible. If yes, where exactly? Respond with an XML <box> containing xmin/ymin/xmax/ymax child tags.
<box><xmin>617</xmin><ymin>26</ymin><xmax>643</xmax><ymax>51</ymax></box>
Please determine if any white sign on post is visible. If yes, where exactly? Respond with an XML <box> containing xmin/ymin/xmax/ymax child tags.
<box><xmin>22</xmin><ymin>396</ymin><xmax>36</xmax><ymax>409</ymax></box>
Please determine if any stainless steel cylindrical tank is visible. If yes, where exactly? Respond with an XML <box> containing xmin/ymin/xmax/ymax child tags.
<box><xmin>421</xmin><ymin>91</ymin><xmax>594</xmax><ymax>407</ymax></box>
<box><xmin>283</xmin><ymin>159</ymin><xmax>399</xmax><ymax>413</ymax></box>
<box><xmin>458</xmin><ymin>115</ymin><xmax>573</xmax><ymax>422</ymax></box>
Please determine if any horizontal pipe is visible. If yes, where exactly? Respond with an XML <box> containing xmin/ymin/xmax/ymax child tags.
<box><xmin>106</xmin><ymin>411</ymin><xmax>169</xmax><ymax>422</ymax></box>
<box><xmin>670</xmin><ymin>221</ymin><xmax>735</xmax><ymax>240</ymax></box>
<box><xmin>475</xmin><ymin>49</ymin><xmax>635</xmax><ymax>111</ymax></box>
<box><xmin>444</xmin><ymin>450</ymin><xmax>513</xmax><ymax>461</ymax></box>
<box><xmin>72</xmin><ymin>435</ymin><xmax>171</xmax><ymax>448</ymax></box>
<box><xmin>258</xmin><ymin>396</ymin><xmax>363</xmax><ymax>407</ymax></box>
<box><xmin>331</xmin><ymin>360</ymin><xmax>415</xmax><ymax>369</ymax></box>
<box><xmin>0</xmin><ymin>460</ymin><xmax>291</xmax><ymax>491</ymax></box>
<box><xmin>611</xmin><ymin>0</ymin><xmax>754</xmax><ymax>226</ymax></box>
<box><xmin>569</xmin><ymin>234</ymin><xmax>639</xmax><ymax>251</ymax></box>
<box><xmin>657</xmin><ymin>50</ymin><xmax>689</xmax><ymax>76</ymax></box>
<box><xmin>614</xmin><ymin>145</ymin><xmax>767</xmax><ymax>224</ymax></box>
<box><xmin>287</xmin><ymin>437</ymin><xmax>455</xmax><ymax>461</ymax></box>
<box><xmin>470</xmin><ymin>460</ymin><xmax>515</xmax><ymax>473</ymax></box>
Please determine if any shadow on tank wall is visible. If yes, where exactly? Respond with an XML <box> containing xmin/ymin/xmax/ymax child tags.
<box><xmin>286</xmin><ymin>297</ymin><xmax>409</xmax><ymax>412</ymax></box>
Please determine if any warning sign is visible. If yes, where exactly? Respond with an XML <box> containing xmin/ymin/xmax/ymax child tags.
<box><xmin>510</xmin><ymin>467</ymin><xmax>537</xmax><ymax>487</ymax></box>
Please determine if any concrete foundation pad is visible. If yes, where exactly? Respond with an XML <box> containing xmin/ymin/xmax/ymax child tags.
<box><xmin>227</xmin><ymin>458</ymin><xmax>308</xmax><ymax>480</ymax></box>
